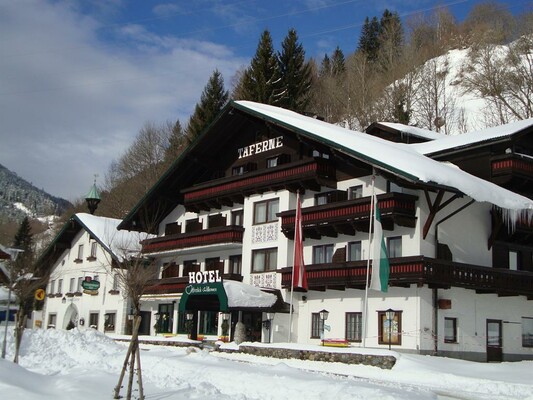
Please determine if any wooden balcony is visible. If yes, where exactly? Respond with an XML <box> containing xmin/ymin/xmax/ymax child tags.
<box><xmin>279</xmin><ymin>193</ymin><xmax>418</xmax><ymax>239</ymax></box>
<box><xmin>491</xmin><ymin>154</ymin><xmax>533</xmax><ymax>187</ymax></box>
<box><xmin>182</xmin><ymin>159</ymin><xmax>336</xmax><ymax>212</ymax></box>
<box><xmin>141</xmin><ymin>225</ymin><xmax>244</xmax><ymax>254</ymax></box>
<box><xmin>279</xmin><ymin>256</ymin><xmax>533</xmax><ymax>298</ymax></box>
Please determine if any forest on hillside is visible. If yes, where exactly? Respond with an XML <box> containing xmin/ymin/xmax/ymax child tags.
<box><xmin>39</xmin><ymin>1</ymin><xmax>533</xmax><ymax>236</ymax></box>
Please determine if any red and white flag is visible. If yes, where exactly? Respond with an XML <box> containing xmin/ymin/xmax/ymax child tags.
<box><xmin>293</xmin><ymin>192</ymin><xmax>308</xmax><ymax>290</ymax></box>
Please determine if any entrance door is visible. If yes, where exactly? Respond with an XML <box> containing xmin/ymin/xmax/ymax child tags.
<box><xmin>157</xmin><ymin>303</ymin><xmax>174</xmax><ymax>334</ymax></box>
<box><xmin>138</xmin><ymin>311</ymin><xmax>152</xmax><ymax>336</ymax></box>
<box><xmin>486</xmin><ymin>319</ymin><xmax>503</xmax><ymax>362</ymax></box>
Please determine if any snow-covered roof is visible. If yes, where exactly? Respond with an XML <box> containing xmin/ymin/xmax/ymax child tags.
<box><xmin>234</xmin><ymin>101</ymin><xmax>533</xmax><ymax>224</ymax></box>
<box><xmin>411</xmin><ymin>118</ymin><xmax>533</xmax><ymax>155</ymax></box>
<box><xmin>375</xmin><ymin>122</ymin><xmax>445</xmax><ymax>141</ymax></box>
<box><xmin>74</xmin><ymin>213</ymin><xmax>147</xmax><ymax>260</ymax></box>
<box><xmin>223</xmin><ymin>281</ymin><xmax>277</xmax><ymax>309</ymax></box>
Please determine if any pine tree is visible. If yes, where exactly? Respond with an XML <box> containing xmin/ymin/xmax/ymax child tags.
<box><xmin>378</xmin><ymin>9</ymin><xmax>404</xmax><ymax>70</ymax></box>
<box><xmin>277</xmin><ymin>28</ymin><xmax>312</xmax><ymax>112</ymax></box>
<box><xmin>186</xmin><ymin>70</ymin><xmax>229</xmax><ymax>143</ymax></box>
<box><xmin>13</xmin><ymin>216</ymin><xmax>33</xmax><ymax>254</ymax></box>
<box><xmin>357</xmin><ymin>16</ymin><xmax>380</xmax><ymax>61</ymax></box>
<box><xmin>319</xmin><ymin>54</ymin><xmax>331</xmax><ymax>77</ymax></box>
<box><xmin>165</xmin><ymin>120</ymin><xmax>186</xmax><ymax>164</ymax></box>
<box><xmin>236</xmin><ymin>30</ymin><xmax>283</xmax><ymax>105</ymax></box>
<box><xmin>331</xmin><ymin>46</ymin><xmax>346</xmax><ymax>76</ymax></box>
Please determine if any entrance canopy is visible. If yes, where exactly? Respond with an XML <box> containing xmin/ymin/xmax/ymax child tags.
<box><xmin>179</xmin><ymin>281</ymin><xmax>284</xmax><ymax>313</ymax></box>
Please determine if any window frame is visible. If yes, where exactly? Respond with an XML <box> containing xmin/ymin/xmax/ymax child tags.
<box><xmin>229</xmin><ymin>255</ymin><xmax>242</xmax><ymax>275</ymax></box>
<box><xmin>311</xmin><ymin>313</ymin><xmax>324</xmax><ymax>339</ymax></box>
<box><xmin>522</xmin><ymin>317</ymin><xmax>533</xmax><ymax>347</ymax></box>
<box><xmin>104</xmin><ymin>312</ymin><xmax>116</xmax><ymax>332</ymax></box>
<box><xmin>345</xmin><ymin>312</ymin><xmax>363</xmax><ymax>342</ymax></box>
<box><xmin>89</xmin><ymin>312</ymin><xmax>99</xmax><ymax>329</ymax></box>
<box><xmin>313</xmin><ymin>244</ymin><xmax>334</xmax><ymax>264</ymax></box>
<box><xmin>444</xmin><ymin>317</ymin><xmax>458</xmax><ymax>343</ymax></box>
<box><xmin>387</xmin><ymin>236</ymin><xmax>402</xmax><ymax>258</ymax></box>
<box><xmin>253</xmin><ymin>198</ymin><xmax>279</xmax><ymax>225</ymax></box>
<box><xmin>251</xmin><ymin>247</ymin><xmax>278</xmax><ymax>273</ymax></box>
<box><xmin>347</xmin><ymin>241</ymin><xmax>362</xmax><ymax>262</ymax></box>
<box><xmin>378</xmin><ymin>310</ymin><xmax>402</xmax><ymax>346</ymax></box>
<box><xmin>348</xmin><ymin>185</ymin><xmax>363</xmax><ymax>200</ymax></box>
<box><xmin>77</xmin><ymin>244</ymin><xmax>84</xmax><ymax>260</ymax></box>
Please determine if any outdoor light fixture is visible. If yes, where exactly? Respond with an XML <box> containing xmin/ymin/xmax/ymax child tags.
<box><xmin>221</xmin><ymin>312</ymin><xmax>230</xmax><ymax>321</ymax></box>
<box><xmin>266</xmin><ymin>312</ymin><xmax>275</xmax><ymax>322</ymax></box>
<box><xmin>319</xmin><ymin>309</ymin><xmax>329</xmax><ymax>346</ymax></box>
<box><xmin>62</xmin><ymin>297</ymin><xmax>66</xmax><ymax>304</ymax></box>
<box><xmin>385</xmin><ymin>308</ymin><xmax>396</xmax><ymax>351</ymax></box>
<box><xmin>186</xmin><ymin>312</ymin><xmax>194</xmax><ymax>321</ymax></box>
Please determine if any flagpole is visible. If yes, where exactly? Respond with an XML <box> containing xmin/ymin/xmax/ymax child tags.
<box><xmin>288</xmin><ymin>191</ymin><xmax>299</xmax><ymax>343</ymax></box>
<box><xmin>362</xmin><ymin>172</ymin><xmax>376</xmax><ymax>348</ymax></box>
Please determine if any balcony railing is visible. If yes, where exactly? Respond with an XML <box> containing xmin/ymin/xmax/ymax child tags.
<box><xmin>279</xmin><ymin>256</ymin><xmax>533</xmax><ymax>297</ymax></box>
<box><xmin>491</xmin><ymin>154</ymin><xmax>533</xmax><ymax>185</ymax></box>
<box><xmin>279</xmin><ymin>192</ymin><xmax>418</xmax><ymax>239</ymax></box>
<box><xmin>182</xmin><ymin>158</ymin><xmax>336</xmax><ymax>212</ymax></box>
<box><xmin>141</xmin><ymin>225</ymin><xmax>244</xmax><ymax>254</ymax></box>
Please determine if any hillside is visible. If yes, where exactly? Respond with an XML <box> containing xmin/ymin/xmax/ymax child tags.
<box><xmin>0</xmin><ymin>163</ymin><xmax>71</xmax><ymax>223</ymax></box>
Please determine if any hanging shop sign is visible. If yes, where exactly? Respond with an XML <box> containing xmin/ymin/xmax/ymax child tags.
<box><xmin>34</xmin><ymin>288</ymin><xmax>46</xmax><ymax>301</ymax></box>
<box><xmin>237</xmin><ymin>136</ymin><xmax>283</xmax><ymax>159</ymax></box>
<box><xmin>81</xmin><ymin>277</ymin><xmax>100</xmax><ymax>295</ymax></box>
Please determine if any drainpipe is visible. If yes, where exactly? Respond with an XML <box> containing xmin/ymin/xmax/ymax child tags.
<box><xmin>432</xmin><ymin>199</ymin><xmax>475</xmax><ymax>357</ymax></box>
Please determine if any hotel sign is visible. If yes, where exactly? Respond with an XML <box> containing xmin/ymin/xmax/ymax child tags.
<box><xmin>237</xmin><ymin>136</ymin><xmax>283</xmax><ymax>159</ymax></box>
<box><xmin>188</xmin><ymin>270</ymin><xmax>222</xmax><ymax>284</ymax></box>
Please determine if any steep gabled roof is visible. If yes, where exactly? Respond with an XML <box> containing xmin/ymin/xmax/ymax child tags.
<box><xmin>119</xmin><ymin>101</ymin><xmax>533</xmax><ymax>233</ymax></box>
<box><xmin>37</xmin><ymin>213</ymin><xmax>146</xmax><ymax>273</ymax></box>
<box><xmin>411</xmin><ymin>118</ymin><xmax>533</xmax><ymax>156</ymax></box>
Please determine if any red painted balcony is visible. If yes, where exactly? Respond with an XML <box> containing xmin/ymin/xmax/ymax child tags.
<box><xmin>279</xmin><ymin>192</ymin><xmax>418</xmax><ymax>239</ymax></box>
<box><xmin>141</xmin><ymin>225</ymin><xmax>244</xmax><ymax>254</ymax></box>
<box><xmin>279</xmin><ymin>256</ymin><xmax>533</xmax><ymax>298</ymax></box>
<box><xmin>491</xmin><ymin>154</ymin><xmax>533</xmax><ymax>186</ymax></box>
<box><xmin>182</xmin><ymin>159</ymin><xmax>336</xmax><ymax>212</ymax></box>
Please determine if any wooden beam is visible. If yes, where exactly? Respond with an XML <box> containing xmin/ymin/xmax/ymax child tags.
<box><xmin>423</xmin><ymin>190</ymin><xmax>445</xmax><ymax>239</ymax></box>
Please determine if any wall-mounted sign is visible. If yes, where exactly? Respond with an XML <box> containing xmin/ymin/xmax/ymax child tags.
<box><xmin>237</xmin><ymin>136</ymin><xmax>283</xmax><ymax>159</ymax></box>
<box><xmin>34</xmin><ymin>289</ymin><xmax>45</xmax><ymax>301</ymax></box>
<box><xmin>184</xmin><ymin>282</ymin><xmax>222</xmax><ymax>295</ymax></box>
<box><xmin>81</xmin><ymin>279</ymin><xmax>100</xmax><ymax>291</ymax></box>
<box><xmin>188</xmin><ymin>270</ymin><xmax>222</xmax><ymax>284</ymax></box>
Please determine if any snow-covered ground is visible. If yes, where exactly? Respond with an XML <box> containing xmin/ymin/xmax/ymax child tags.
<box><xmin>0</xmin><ymin>327</ymin><xmax>531</xmax><ymax>400</ymax></box>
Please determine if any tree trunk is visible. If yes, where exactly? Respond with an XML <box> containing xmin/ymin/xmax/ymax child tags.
<box><xmin>114</xmin><ymin>315</ymin><xmax>142</xmax><ymax>399</ymax></box>
<box><xmin>13</xmin><ymin>309</ymin><xmax>27</xmax><ymax>364</ymax></box>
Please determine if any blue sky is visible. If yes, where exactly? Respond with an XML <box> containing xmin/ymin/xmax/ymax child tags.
<box><xmin>0</xmin><ymin>0</ymin><xmax>530</xmax><ymax>201</ymax></box>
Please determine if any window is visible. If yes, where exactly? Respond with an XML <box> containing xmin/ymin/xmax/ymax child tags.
<box><xmin>348</xmin><ymin>185</ymin><xmax>363</xmax><ymax>200</ymax></box>
<box><xmin>378</xmin><ymin>310</ymin><xmax>402</xmax><ymax>345</ymax></box>
<box><xmin>183</xmin><ymin>260</ymin><xmax>200</xmax><ymax>276</ymax></box>
<box><xmin>89</xmin><ymin>313</ymin><xmax>99</xmax><ymax>329</ymax></box>
<box><xmin>69</xmin><ymin>278</ymin><xmax>75</xmax><ymax>293</ymax></box>
<box><xmin>89</xmin><ymin>242</ymin><xmax>97</xmax><ymax>259</ymax></box>
<box><xmin>312</xmin><ymin>150</ymin><xmax>330</xmax><ymax>159</ymax></box>
<box><xmin>104</xmin><ymin>313</ymin><xmax>116</xmax><ymax>332</ymax></box>
<box><xmin>232</xmin><ymin>165</ymin><xmax>245</xmax><ymax>176</ymax></box>
<box><xmin>315</xmin><ymin>193</ymin><xmax>329</xmax><ymax>206</ymax></box>
<box><xmin>57</xmin><ymin>279</ymin><xmax>63</xmax><ymax>294</ymax></box>
<box><xmin>50</xmin><ymin>280</ymin><xmax>55</xmax><ymax>294</ymax></box>
<box><xmin>199</xmin><ymin>311</ymin><xmax>218</xmax><ymax>335</ymax></box>
<box><xmin>253</xmin><ymin>199</ymin><xmax>279</xmax><ymax>224</ymax></box>
<box><xmin>387</xmin><ymin>237</ymin><xmax>402</xmax><ymax>258</ymax></box>
<box><xmin>444</xmin><ymin>317</ymin><xmax>457</xmax><ymax>343</ymax></box>
<box><xmin>185</xmin><ymin>218</ymin><xmax>202</xmax><ymax>233</ymax></box>
<box><xmin>77</xmin><ymin>244</ymin><xmax>84</xmax><ymax>260</ymax></box>
<box><xmin>311</xmin><ymin>313</ymin><xmax>324</xmax><ymax>338</ymax></box>
<box><xmin>252</xmin><ymin>248</ymin><xmax>278</xmax><ymax>272</ymax></box>
<box><xmin>232</xmin><ymin>210</ymin><xmax>243</xmax><ymax>226</ymax></box>
<box><xmin>205</xmin><ymin>257</ymin><xmax>221</xmax><ymax>272</ymax></box>
<box><xmin>509</xmin><ymin>250</ymin><xmax>519</xmax><ymax>271</ymax></box>
<box><xmin>266</xmin><ymin>156</ymin><xmax>278</xmax><ymax>168</ymax></box>
<box><xmin>229</xmin><ymin>255</ymin><xmax>242</xmax><ymax>275</ymax></box>
<box><xmin>313</xmin><ymin>244</ymin><xmax>334</xmax><ymax>264</ymax></box>
<box><xmin>522</xmin><ymin>317</ymin><xmax>533</xmax><ymax>347</ymax></box>
<box><xmin>346</xmin><ymin>312</ymin><xmax>362</xmax><ymax>342</ymax></box>
<box><xmin>112</xmin><ymin>274</ymin><xmax>120</xmax><ymax>291</ymax></box>
<box><xmin>348</xmin><ymin>241</ymin><xmax>362</xmax><ymax>261</ymax></box>
<box><xmin>48</xmin><ymin>313</ymin><xmax>57</xmax><ymax>328</ymax></box>
<box><xmin>77</xmin><ymin>277</ymin><xmax>83</xmax><ymax>292</ymax></box>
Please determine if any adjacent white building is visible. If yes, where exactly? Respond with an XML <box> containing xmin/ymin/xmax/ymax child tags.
<box><xmin>39</xmin><ymin>213</ymin><xmax>143</xmax><ymax>335</ymax></box>
<box><xmin>117</xmin><ymin>101</ymin><xmax>533</xmax><ymax>362</ymax></box>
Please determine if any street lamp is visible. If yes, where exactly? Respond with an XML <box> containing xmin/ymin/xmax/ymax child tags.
<box><xmin>265</xmin><ymin>312</ymin><xmax>275</xmax><ymax>343</ymax></box>
<box><xmin>385</xmin><ymin>308</ymin><xmax>396</xmax><ymax>351</ymax></box>
<box><xmin>220</xmin><ymin>312</ymin><xmax>230</xmax><ymax>342</ymax></box>
<box><xmin>186</xmin><ymin>311</ymin><xmax>196</xmax><ymax>340</ymax></box>
<box><xmin>319</xmin><ymin>309</ymin><xmax>329</xmax><ymax>346</ymax></box>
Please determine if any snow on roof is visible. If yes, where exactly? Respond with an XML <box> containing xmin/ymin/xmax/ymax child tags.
<box><xmin>234</xmin><ymin>101</ymin><xmax>533</xmax><ymax>224</ymax></box>
<box><xmin>75</xmin><ymin>213</ymin><xmax>148</xmax><ymax>260</ymax></box>
<box><xmin>223</xmin><ymin>280</ymin><xmax>277</xmax><ymax>309</ymax></box>
<box><xmin>376</xmin><ymin>122</ymin><xmax>445</xmax><ymax>141</ymax></box>
<box><xmin>411</xmin><ymin>118</ymin><xmax>533</xmax><ymax>155</ymax></box>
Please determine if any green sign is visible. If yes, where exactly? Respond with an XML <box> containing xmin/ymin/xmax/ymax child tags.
<box><xmin>81</xmin><ymin>280</ymin><xmax>100</xmax><ymax>290</ymax></box>
<box><xmin>179</xmin><ymin>282</ymin><xmax>228</xmax><ymax>312</ymax></box>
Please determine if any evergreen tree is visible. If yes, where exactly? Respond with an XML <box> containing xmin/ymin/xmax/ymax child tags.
<box><xmin>186</xmin><ymin>70</ymin><xmax>228</xmax><ymax>143</ymax></box>
<box><xmin>331</xmin><ymin>46</ymin><xmax>346</xmax><ymax>76</ymax></box>
<box><xmin>236</xmin><ymin>30</ymin><xmax>283</xmax><ymax>105</ymax></box>
<box><xmin>13</xmin><ymin>216</ymin><xmax>33</xmax><ymax>254</ymax></box>
<box><xmin>165</xmin><ymin>120</ymin><xmax>186</xmax><ymax>164</ymax></box>
<box><xmin>357</xmin><ymin>16</ymin><xmax>380</xmax><ymax>61</ymax></box>
<box><xmin>277</xmin><ymin>28</ymin><xmax>312</xmax><ymax>112</ymax></box>
<box><xmin>319</xmin><ymin>53</ymin><xmax>331</xmax><ymax>77</ymax></box>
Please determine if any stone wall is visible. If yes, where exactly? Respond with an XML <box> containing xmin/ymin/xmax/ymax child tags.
<box><xmin>234</xmin><ymin>345</ymin><xmax>396</xmax><ymax>370</ymax></box>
